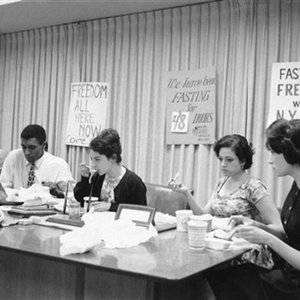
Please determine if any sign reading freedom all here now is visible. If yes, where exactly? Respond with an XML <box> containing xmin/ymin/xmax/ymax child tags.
<box><xmin>165</xmin><ymin>68</ymin><xmax>216</xmax><ymax>144</ymax></box>
<box><xmin>267</xmin><ymin>62</ymin><xmax>300</xmax><ymax>125</ymax></box>
<box><xmin>66</xmin><ymin>82</ymin><xmax>109</xmax><ymax>147</ymax></box>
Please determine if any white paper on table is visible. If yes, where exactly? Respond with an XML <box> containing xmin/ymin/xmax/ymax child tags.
<box><xmin>205</xmin><ymin>229</ymin><xmax>260</xmax><ymax>251</ymax></box>
<box><xmin>14</xmin><ymin>184</ymin><xmax>58</xmax><ymax>206</ymax></box>
<box><xmin>154</xmin><ymin>212</ymin><xmax>176</xmax><ymax>225</ymax></box>
<box><xmin>59</xmin><ymin>212</ymin><xmax>158</xmax><ymax>256</ymax></box>
<box><xmin>211</xmin><ymin>217</ymin><xmax>231</xmax><ymax>231</ymax></box>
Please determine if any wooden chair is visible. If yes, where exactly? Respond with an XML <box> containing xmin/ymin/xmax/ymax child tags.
<box><xmin>145</xmin><ymin>182</ymin><xmax>189</xmax><ymax>216</ymax></box>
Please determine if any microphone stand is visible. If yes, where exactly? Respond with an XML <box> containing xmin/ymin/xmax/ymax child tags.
<box><xmin>63</xmin><ymin>181</ymin><xmax>69</xmax><ymax>215</ymax></box>
<box><xmin>87</xmin><ymin>173</ymin><xmax>96</xmax><ymax>212</ymax></box>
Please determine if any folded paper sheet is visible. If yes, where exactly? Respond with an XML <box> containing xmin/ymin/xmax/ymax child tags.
<box><xmin>211</xmin><ymin>216</ymin><xmax>231</xmax><ymax>231</ymax></box>
<box><xmin>205</xmin><ymin>229</ymin><xmax>261</xmax><ymax>252</ymax></box>
<box><xmin>60</xmin><ymin>212</ymin><xmax>158</xmax><ymax>256</ymax></box>
<box><xmin>154</xmin><ymin>211</ymin><xmax>176</xmax><ymax>225</ymax></box>
<box><xmin>205</xmin><ymin>216</ymin><xmax>261</xmax><ymax>252</ymax></box>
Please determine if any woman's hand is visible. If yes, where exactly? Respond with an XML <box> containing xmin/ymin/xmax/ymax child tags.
<box><xmin>80</xmin><ymin>162</ymin><xmax>90</xmax><ymax>178</ymax></box>
<box><xmin>91</xmin><ymin>201</ymin><xmax>111</xmax><ymax>212</ymax></box>
<box><xmin>168</xmin><ymin>172</ymin><xmax>182</xmax><ymax>188</ymax></box>
<box><xmin>229</xmin><ymin>215</ymin><xmax>255</xmax><ymax>228</ymax></box>
<box><xmin>168</xmin><ymin>179</ymin><xmax>189</xmax><ymax>194</ymax></box>
<box><xmin>235</xmin><ymin>225</ymin><xmax>271</xmax><ymax>245</ymax></box>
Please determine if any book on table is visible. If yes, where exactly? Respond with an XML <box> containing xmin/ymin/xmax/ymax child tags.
<box><xmin>8</xmin><ymin>204</ymin><xmax>57</xmax><ymax>216</ymax></box>
<box><xmin>14</xmin><ymin>204</ymin><xmax>51</xmax><ymax>211</ymax></box>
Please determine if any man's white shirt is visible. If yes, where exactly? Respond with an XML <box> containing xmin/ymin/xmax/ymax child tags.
<box><xmin>0</xmin><ymin>149</ymin><xmax>74</xmax><ymax>189</ymax></box>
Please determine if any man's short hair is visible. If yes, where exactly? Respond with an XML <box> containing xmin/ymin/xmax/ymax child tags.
<box><xmin>21</xmin><ymin>124</ymin><xmax>46</xmax><ymax>145</ymax></box>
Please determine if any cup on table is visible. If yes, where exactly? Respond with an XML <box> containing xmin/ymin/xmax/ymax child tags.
<box><xmin>193</xmin><ymin>214</ymin><xmax>213</xmax><ymax>232</ymax></box>
<box><xmin>187</xmin><ymin>220</ymin><xmax>207</xmax><ymax>250</ymax></box>
<box><xmin>83</xmin><ymin>196</ymin><xmax>99</xmax><ymax>212</ymax></box>
<box><xmin>175</xmin><ymin>209</ymin><xmax>193</xmax><ymax>232</ymax></box>
<box><xmin>68</xmin><ymin>201</ymin><xmax>81</xmax><ymax>220</ymax></box>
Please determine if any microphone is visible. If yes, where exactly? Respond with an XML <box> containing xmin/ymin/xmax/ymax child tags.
<box><xmin>62</xmin><ymin>180</ymin><xmax>76</xmax><ymax>214</ymax></box>
<box><xmin>88</xmin><ymin>171</ymin><xmax>97</xmax><ymax>184</ymax></box>
<box><xmin>87</xmin><ymin>172</ymin><xmax>97</xmax><ymax>212</ymax></box>
<box><xmin>62</xmin><ymin>181</ymin><xmax>69</xmax><ymax>215</ymax></box>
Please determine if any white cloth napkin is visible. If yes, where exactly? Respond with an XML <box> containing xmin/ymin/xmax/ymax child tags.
<box><xmin>59</xmin><ymin>211</ymin><xmax>158</xmax><ymax>256</ymax></box>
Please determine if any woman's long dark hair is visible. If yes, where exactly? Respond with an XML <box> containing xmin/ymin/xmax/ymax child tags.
<box><xmin>266</xmin><ymin>118</ymin><xmax>300</xmax><ymax>166</ymax></box>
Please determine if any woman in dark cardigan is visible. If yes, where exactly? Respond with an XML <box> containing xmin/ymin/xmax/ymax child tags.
<box><xmin>74</xmin><ymin>128</ymin><xmax>146</xmax><ymax>212</ymax></box>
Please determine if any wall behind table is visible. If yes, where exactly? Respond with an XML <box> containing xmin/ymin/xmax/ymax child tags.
<box><xmin>0</xmin><ymin>0</ymin><xmax>297</xmax><ymax>207</ymax></box>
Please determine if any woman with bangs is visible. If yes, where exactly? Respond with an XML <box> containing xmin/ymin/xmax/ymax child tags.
<box><xmin>74</xmin><ymin>128</ymin><xmax>147</xmax><ymax>212</ymax></box>
<box><xmin>170</xmin><ymin>134</ymin><xmax>283</xmax><ymax>268</ymax></box>
<box><xmin>171</xmin><ymin>134</ymin><xmax>282</xmax><ymax>229</ymax></box>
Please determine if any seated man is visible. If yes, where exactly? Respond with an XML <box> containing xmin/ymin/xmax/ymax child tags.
<box><xmin>0</xmin><ymin>124</ymin><xmax>74</xmax><ymax>193</ymax></box>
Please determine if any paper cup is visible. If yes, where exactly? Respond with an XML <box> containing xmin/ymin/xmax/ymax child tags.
<box><xmin>197</xmin><ymin>214</ymin><xmax>213</xmax><ymax>232</ymax></box>
<box><xmin>68</xmin><ymin>201</ymin><xmax>81</xmax><ymax>220</ymax></box>
<box><xmin>187</xmin><ymin>220</ymin><xmax>207</xmax><ymax>249</ymax></box>
<box><xmin>189</xmin><ymin>215</ymin><xmax>204</xmax><ymax>223</ymax></box>
<box><xmin>175</xmin><ymin>210</ymin><xmax>193</xmax><ymax>231</ymax></box>
<box><xmin>83</xmin><ymin>196</ymin><xmax>98</xmax><ymax>212</ymax></box>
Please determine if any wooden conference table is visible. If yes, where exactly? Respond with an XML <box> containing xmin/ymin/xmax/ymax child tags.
<box><xmin>0</xmin><ymin>223</ymin><xmax>245</xmax><ymax>300</ymax></box>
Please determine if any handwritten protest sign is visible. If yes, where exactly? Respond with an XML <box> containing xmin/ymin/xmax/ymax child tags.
<box><xmin>66</xmin><ymin>82</ymin><xmax>109</xmax><ymax>147</ymax></box>
<box><xmin>268</xmin><ymin>62</ymin><xmax>300</xmax><ymax>125</ymax></box>
<box><xmin>165</xmin><ymin>68</ymin><xmax>216</xmax><ymax>144</ymax></box>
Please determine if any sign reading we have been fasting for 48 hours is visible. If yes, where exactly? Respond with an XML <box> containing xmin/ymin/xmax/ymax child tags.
<box><xmin>66</xmin><ymin>82</ymin><xmax>109</xmax><ymax>147</ymax></box>
<box><xmin>165</xmin><ymin>68</ymin><xmax>216</xmax><ymax>144</ymax></box>
<box><xmin>267</xmin><ymin>62</ymin><xmax>300</xmax><ymax>125</ymax></box>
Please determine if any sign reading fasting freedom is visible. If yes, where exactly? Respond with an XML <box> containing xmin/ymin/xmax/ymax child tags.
<box><xmin>268</xmin><ymin>62</ymin><xmax>300</xmax><ymax>125</ymax></box>
<box><xmin>66</xmin><ymin>82</ymin><xmax>109</xmax><ymax>147</ymax></box>
<box><xmin>165</xmin><ymin>68</ymin><xmax>216</xmax><ymax>144</ymax></box>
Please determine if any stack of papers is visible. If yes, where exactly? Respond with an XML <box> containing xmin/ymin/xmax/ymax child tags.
<box><xmin>8</xmin><ymin>207</ymin><xmax>57</xmax><ymax>216</ymax></box>
<box><xmin>6</xmin><ymin>184</ymin><xmax>59</xmax><ymax>216</ymax></box>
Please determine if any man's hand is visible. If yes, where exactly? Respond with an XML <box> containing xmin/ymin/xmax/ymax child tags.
<box><xmin>49</xmin><ymin>182</ymin><xmax>65</xmax><ymax>198</ymax></box>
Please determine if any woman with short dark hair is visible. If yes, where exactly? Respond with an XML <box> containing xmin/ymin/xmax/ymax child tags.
<box><xmin>170</xmin><ymin>134</ymin><xmax>282</xmax><ymax>268</ymax></box>
<box><xmin>213</xmin><ymin>134</ymin><xmax>254</xmax><ymax>170</ymax></box>
<box><xmin>74</xmin><ymin>128</ymin><xmax>147</xmax><ymax>212</ymax></box>
<box><xmin>171</xmin><ymin>134</ymin><xmax>280</xmax><ymax>223</ymax></box>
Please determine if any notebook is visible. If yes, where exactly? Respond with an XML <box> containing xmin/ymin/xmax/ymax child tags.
<box><xmin>46</xmin><ymin>215</ymin><xmax>84</xmax><ymax>227</ymax></box>
<box><xmin>155</xmin><ymin>222</ymin><xmax>176</xmax><ymax>233</ymax></box>
<box><xmin>7</xmin><ymin>208</ymin><xmax>57</xmax><ymax>216</ymax></box>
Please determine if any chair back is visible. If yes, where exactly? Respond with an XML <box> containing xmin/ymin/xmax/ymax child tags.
<box><xmin>145</xmin><ymin>182</ymin><xmax>188</xmax><ymax>216</ymax></box>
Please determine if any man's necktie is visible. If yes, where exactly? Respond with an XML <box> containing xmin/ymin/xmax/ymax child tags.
<box><xmin>27</xmin><ymin>163</ymin><xmax>35</xmax><ymax>187</ymax></box>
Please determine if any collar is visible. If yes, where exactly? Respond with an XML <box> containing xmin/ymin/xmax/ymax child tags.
<box><xmin>25</xmin><ymin>152</ymin><xmax>47</xmax><ymax>169</ymax></box>
<box><xmin>105</xmin><ymin>165</ymin><xmax>126</xmax><ymax>181</ymax></box>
